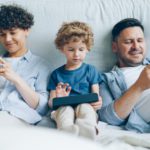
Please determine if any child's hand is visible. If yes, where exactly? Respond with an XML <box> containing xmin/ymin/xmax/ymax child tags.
<box><xmin>56</xmin><ymin>82</ymin><xmax>71</xmax><ymax>97</ymax></box>
<box><xmin>90</xmin><ymin>96</ymin><xmax>102</xmax><ymax>111</ymax></box>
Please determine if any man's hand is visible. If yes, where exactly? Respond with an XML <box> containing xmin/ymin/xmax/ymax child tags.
<box><xmin>90</xmin><ymin>96</ymin><xmax>102</xmax><ymax>111</ymax></box>
<box><xmin>136</xmin><ymin>65</ymin><xmax>150</xmax><ymax>91</ymax></box>
<box><xmin>114</xmin><ymin>65</ymin><xmax>150</xmax><ymax>119</ymax></box>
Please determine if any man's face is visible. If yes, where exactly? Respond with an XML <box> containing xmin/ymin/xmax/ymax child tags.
<box><xmin>0</xmin><ymin>28</ymin><xmax>29</xmax><ymax>57</ymax></box>
<box><xmin>112</xmin><ymin>27</ymin><xmax>146</xmax><ymax>67</ymax></box>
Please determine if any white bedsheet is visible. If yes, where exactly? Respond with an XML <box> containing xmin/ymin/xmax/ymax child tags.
<box><xmin>37</xmin><ymin>116</ymin><xmax>150</xmax><ymax>149</ymax></box>
<box><xmin>97</xmin><ymin>121</ymin><xmax>150</xmax><ymax>150</ymax></box>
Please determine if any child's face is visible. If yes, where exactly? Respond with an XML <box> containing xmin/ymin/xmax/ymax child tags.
<box><xmin>62</xmin><ymin>40</ymin><xmax>88</xmax><ymax>69</ymax></box>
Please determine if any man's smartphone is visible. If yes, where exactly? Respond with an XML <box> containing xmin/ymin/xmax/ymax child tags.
<box><xmin>52</xmin><ymin>93</ymin><xmax>99</xmax><ymax>110</ymax></box>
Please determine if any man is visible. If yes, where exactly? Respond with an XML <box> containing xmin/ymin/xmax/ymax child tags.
<box><xmin>0</xmin><ymin>4</ymin><xmax>49</xmax><ymax>126</ymax></box>
<box><xmin>99</xmin><ymin>18</ymin><xmax>150</xmax><ymax>133</ymax></box>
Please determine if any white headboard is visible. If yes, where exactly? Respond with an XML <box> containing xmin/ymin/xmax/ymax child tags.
<box><xmin>1</xmin><ymin>0</ymin><xmax>150</xmax><ymax>72</ymax></box>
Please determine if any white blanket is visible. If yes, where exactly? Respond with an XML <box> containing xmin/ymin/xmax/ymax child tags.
<box><xmin>37</xmin><ymin>116</ymin><xmax>150</xmax><ymax>149</ymax></box>
<box><xmin>1</xmin><ymin>123</ymin><xmax>150</xmax><ymax>150</ymax></box>
<box><xmin>96</xmin><ymin>121</ymin><xmax>150</xmax><ymax>150</ymax></box>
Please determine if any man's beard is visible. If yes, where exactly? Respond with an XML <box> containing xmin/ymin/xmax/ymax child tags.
<box><xmin>118</xmin><ymin>56</ymin><xmax>144</xmax><ymax>67</ymax></box>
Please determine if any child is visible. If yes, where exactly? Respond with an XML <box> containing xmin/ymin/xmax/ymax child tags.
<box><xmin>48</xmin><ymin>21</ymin><xmax>102</xmax><ymax>139</ymax></box>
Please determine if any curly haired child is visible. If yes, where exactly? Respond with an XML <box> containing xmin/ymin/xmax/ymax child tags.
<box><xmin>48</xmin><ymin>21</ymin><xmax>103</xmax><ymax>139</ymax></box>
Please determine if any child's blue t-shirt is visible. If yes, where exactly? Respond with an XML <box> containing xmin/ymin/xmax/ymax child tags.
<box><xmin>48</xmin><ymin>63</ymin><xmax>102</xmax><ymax>96</ymax></box>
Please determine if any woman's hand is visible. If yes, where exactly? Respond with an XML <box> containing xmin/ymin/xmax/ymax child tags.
<box><xmin>0</xmin><ymin>59</ymin><xmax>19</xmax><ymax>83</ymax></box>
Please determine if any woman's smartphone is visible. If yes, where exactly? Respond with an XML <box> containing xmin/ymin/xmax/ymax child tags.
<box><xmin>0</xmin><ymin>57</ymin><xmax>4</xmax><ymax>68</ymax></box>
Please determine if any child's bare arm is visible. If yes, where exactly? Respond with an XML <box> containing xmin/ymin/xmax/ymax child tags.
<box><xmin>91</xmin><ymin>84</ymin><xmax>100</xmax><ymax>96</ymax></box>
<box><xmin>91</xmin><ymin>84</ymin><xmax>102</xmax><ymax>111</ymax></box>
<box><xmin>48</xmin><ymin>90</ymin><xmax>56</xmax><ymax>108</ymax></box>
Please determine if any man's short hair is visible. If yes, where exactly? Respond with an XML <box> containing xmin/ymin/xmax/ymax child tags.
<box><xmin>112</xmin><ymin>18</ymin><xmax>144</xmax><ymax>41</ymax></box>
<box><xmin>0</xmin><ymin>4</ymin><xmax>34</xmax><ymax>30</ymax></box>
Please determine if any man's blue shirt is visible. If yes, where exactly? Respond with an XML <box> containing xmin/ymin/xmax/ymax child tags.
<box><xmin>98</xmin><ymin>58</ymin><xmax>150</xmax><ymax>133</ymax></box>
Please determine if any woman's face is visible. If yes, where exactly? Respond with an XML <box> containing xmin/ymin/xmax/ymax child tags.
<box><xmin>0</xmin><ymin>28</ymin><xmax>29</xmax><ymax>57</ymax></box>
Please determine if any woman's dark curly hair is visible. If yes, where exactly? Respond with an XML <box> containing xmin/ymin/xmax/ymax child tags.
<box><xmin>0</xmin><ymin>4</ymin><xmax>34</xmax><ymax>30</ymax></box>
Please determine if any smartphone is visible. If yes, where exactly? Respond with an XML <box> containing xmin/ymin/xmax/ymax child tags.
<box><xmin>0</xmin><ymin>64</ymin><xmax>3</xmax><ymax>68</ymax></box>
<box><xmin>0</xmin><ymin>57</ymin><xmax>4</xmax><ymax>68</ymax></box>
<box><xmin>0</xmin><ymin>57</ymin><xmax>4</xmax><ymax>62</ymax></box>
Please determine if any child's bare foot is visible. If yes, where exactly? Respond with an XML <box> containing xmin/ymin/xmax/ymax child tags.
<box><xmin>56</xmin><ymin>82</ymin><xmax>71</xmax><ymax>97</ymax></box>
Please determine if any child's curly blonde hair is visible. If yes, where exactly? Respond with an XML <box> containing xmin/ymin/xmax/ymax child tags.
<box><xmin>55</xmin><ymin>21</ymin><xmax>94</xmax><ymax>51</ymax></box>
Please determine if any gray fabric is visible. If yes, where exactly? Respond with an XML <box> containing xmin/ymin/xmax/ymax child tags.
<box><xmin>36</xmin><ymin>111</ymin><xmax>56</xmax><ymax>128</ymax></box>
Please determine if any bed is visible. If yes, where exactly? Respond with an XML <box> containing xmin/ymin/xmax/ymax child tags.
<box><xmin>0</xmin><ymin>0</ymin><xmax>150</xmax><ymax>149</ymax></box>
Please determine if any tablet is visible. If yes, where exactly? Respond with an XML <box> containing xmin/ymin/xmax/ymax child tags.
<box><xmin>52</xmin><ymin>93</ymin><xmax>99</xmax><ymax>110</ymax></box>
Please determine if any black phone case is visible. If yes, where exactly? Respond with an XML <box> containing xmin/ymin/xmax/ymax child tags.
<box><xmin>52</xmin><ymin>93</ymin><xmax>98</xmax><ymax>110</ymax></box>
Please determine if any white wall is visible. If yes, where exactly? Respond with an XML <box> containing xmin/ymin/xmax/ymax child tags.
<box><xmin>0</xmin><ymin>0</ymin><xmax>150</xmax><ymax>72</ymax></box>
